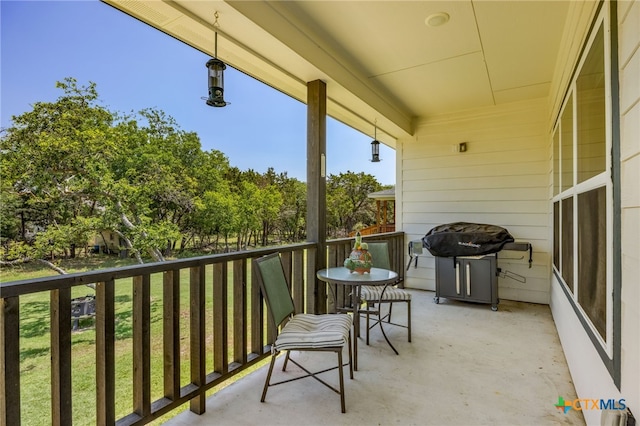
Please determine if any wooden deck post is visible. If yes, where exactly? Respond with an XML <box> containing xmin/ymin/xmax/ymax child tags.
<box><xmin>162</xmin><ymin>271</ymin><xmax>181</xmax><ymax>402</ymax></box>
<box><xmin>189</xmin><ymin>266</ymin><xmax>206</xmax><ymax>414</ymax></box>
<box><xmin>306</xmin><ymin>79</ymin><xmax>327</xmax><ymax>314</ymax></box>
<box><xmin>1</xmin><ymin>297</ymin><xmax>20</xmax><ymax>426</ymax></box>
<box><xmin>133</xmin><ymin>275</ymin><xmax>151</xmax><ymax>417</ymax></box>
<box><xmin>96</xmin><ymin>280</ymin><xmax>116</xmax><ymax>425</ymax></box>
<box><xmin>51</xmin><ymin>288</ymin><xmax>72</xmax><ymax>426</ymax></box>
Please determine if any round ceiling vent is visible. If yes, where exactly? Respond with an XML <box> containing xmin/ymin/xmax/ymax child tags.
<box><xmin>425</xmin><ymin>12</ymin><xmax>450</xmax><ymax>27</ymax></box>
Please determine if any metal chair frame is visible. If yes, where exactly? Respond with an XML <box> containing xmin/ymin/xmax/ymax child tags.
<box><xmin>361</xmin><ymin>242</ymin><xmax>412</xmax><ymax>346</ymax></box>
<box><xmin>254</xmin><ymin>253</ymin><xmax>353</xmax><ymax>413</ymax></box>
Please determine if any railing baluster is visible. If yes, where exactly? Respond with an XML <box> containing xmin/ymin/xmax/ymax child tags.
<box><xmin>292</xmin><ymin>250</ymin><xmax>304</xmax><ymax>312</ymax></box>
<box><xmin>233</xmin><ymin>259</ymin><xmax>247</xmax><ymax>365</ymax></box>
<box><xmin>1</xmin><ymin>296</ymin><xmax>20</xmax><ymax>426</ymax></box>
<box><xmin>162</xmin><ymin>271</ymin><xmax>180</xmax><ymax>400</ymax></box>
<box><xmin>250</xmin><ymin>260</ymin><xmax>265</xmax><ymax>355</ymax></box>
<box><xmin>189</xmin><ymin>266</ymin><xmax>205</xmax><ymax>415</ymax></box>
<box><xmin>213</xmin><ymin>263</ymin><xmax>228</xmax><ymax>375</ymax></box>
<box><xmin>96</xmin><ymin>279</ymin><xmax>115</xmax><ymax>425</ymax></box>
<box><xmin>50</xmin><ymin>287</ymin><xmax>72</xmax><ymax>426</ymax></box>
<box><xmin>306</xmin><ymin>246</ymin><xmax>318</xmax><ymax>314</ymax></box>
<box><xmin>133</xmin><ymin>275</ymin><xmax>151</xmax><ymax>417</ymax></box>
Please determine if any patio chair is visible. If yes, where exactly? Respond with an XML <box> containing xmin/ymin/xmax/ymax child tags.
<box><xmin>254</xmin><ymin>252</ymin><xmax>353</xmax><ymax>413</ymax></box>
<box><xmin>360</xmin><ymin>241</ymin><xmax>412</xmax><ymax>345</ymax></box>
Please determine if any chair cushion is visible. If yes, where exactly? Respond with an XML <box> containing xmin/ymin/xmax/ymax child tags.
<box><xmin>360</xmin><ymin>285</ymin><xmax>411</xmax><ymax>302</ymax></box>
<box><xmin>274</xmin><ymin>313</ymin><xmax>352</xmax><ymax>351</ymax></box>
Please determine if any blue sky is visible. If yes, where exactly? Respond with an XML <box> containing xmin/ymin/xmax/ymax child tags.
<box><xmin>1</xmin><ymin>0</ymin><xmax>395</xmax><ymax>185</ymax></box>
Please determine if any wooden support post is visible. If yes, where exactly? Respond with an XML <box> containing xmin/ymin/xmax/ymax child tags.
<box><xmin>306</xmin><ymin>79</ymin><xmax>327</xmax><ymax>313</ymax></box>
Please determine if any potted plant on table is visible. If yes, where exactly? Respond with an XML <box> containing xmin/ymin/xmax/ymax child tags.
<box><xmin>344</xmin><ymin>232</ymin><xmax>373</xmax><ymax>274</ymax></box>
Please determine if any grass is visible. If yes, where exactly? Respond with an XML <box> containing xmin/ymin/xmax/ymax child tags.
<box><xmin>0</xmin><ymin>255</ymin><xmax>139</xmax><ymax>282</ymax></box>
<box><xmin>2</xmin><ymin>255</ymin><xmax>268</xmax><ymax>425</ymax></box>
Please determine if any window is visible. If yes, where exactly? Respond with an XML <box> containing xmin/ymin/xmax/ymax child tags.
<box><xmin>561</xmin><ymin>95</ymin><xmax>574</xmax><ymax>192</ymax></box>
<box><xmin>561</xmin><ymin>196</ymin><xmax>574</xmax><ymax>293</ymax></box>
<box><xmin>576</xmin><ymin>26</ymin><xmax>606</xmax><ymax>184</ymax></box>
<box><xmin>552</xmin><ymin>5</ymin><xmax>617</xmax><ymax>365</ymax></box>
<box><xmin>577</xmin><ymin>187</ymin><xmax>607</xmax><ymax>339</ymax></box>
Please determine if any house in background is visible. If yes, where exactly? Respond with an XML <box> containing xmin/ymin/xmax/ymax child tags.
<box><xmin>88</xmin><ymin>231</ymin><xmax>128</xmax><ymax>257</ymax></box>
<box><xmin>102</xmin><ymin>1</ymin><xmax>639</xmax><ymax>424</ymax></box>
<box><xmin>367</xmin><ymin>188</ymin><xmax>396</xmax><ymax>235</ymax></box>
<box><xmin>89</xmin><ymin>232</ymin><xmax>118</xmax><ymax>254</ymax></box>
<box><xmin>350</xmin><ymin>187</ymin><xmax>396</xmax><ymax>236</ymax></box>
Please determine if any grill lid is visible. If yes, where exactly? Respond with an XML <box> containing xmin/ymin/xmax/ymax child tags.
<box><xmin>422</xmin><ymin>222</ymin><xmax>515</xmax><ymax>257</ymax></box>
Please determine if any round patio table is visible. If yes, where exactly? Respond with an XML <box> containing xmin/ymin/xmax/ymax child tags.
<box><xmin>316</xmin><ymin>266</ymin><xmax>399</xmax><ymax>370</ymax></box>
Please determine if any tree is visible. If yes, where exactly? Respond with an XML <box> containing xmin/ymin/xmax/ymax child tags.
<box><xmin>1</xmin><ymin>77</ymin><xmax>387</xmax><ymax>275</ymax></box>
<box><xmin>182</xmin><ymin>150</ymin><xmax>233</xmax><ymax>251</ymax></box>
<box><xmin>192</xmin><ymin>186</ymin><xmax>238</xmax><ymax>251</ymax></box>
<box><xmin>107</xmin><ymin>108</ymin><xmax>227</xmax><ymax>256</ymax></box>
<box><xmin>1</xmin><ymin>78</ymin><xmax>192</xmax><ymax>268</ymax></box>
<box><xmin>0</xmin><ymin>182</ymin><xmax>22</xmax><ymax>251</ymax></box>
<box><xmin>326</xmin><ymin>171</ymin><xmax>382</xmax><ymax>237</ymax></box>
<box><xmin>255</xmin><ymin>184</ymin><xmax>283</xmax><ymax>246</ymax></box>
<box><xmin>272</xmin><ymin>173</ymin><xmax>306</xmax><ymax>242</ymax></box>
<box><xmin>1</xmin><ymin>78</ymin><xmax>116</xmax><ymax>270</ymax></box>
<box><xmin>234</xmin><ymin>181</ymin><xmax>262</xmax><ymax>249</ymax></box>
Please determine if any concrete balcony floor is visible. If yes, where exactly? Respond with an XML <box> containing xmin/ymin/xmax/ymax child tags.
<box><xmin>165</xmin><ymin>289</ymin><xmax>585</xmax><ymax>425</ymax></box>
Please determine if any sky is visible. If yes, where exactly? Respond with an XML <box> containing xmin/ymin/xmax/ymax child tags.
<box><xmin>1</xmin><ymin>0</ymin><xmax>395</xmax><ymax>185</ymax></box>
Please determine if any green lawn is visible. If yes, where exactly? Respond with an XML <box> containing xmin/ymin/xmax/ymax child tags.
<box><xmin>3</xmin><ymin>255</ymin><xmax>266</xmax><ymax>425</ymax></box>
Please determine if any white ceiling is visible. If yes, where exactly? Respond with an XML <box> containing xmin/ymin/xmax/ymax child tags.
<box><xmin>102</xmin><ymin>0</ymin><xmax>571</xmax><ymax>144</ymax></box>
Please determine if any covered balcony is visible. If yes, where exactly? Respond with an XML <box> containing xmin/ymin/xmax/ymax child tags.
<box><xmin>2</xmin><ymin>1</ymin><xmax>637</xmax><ymax>425</ymax></box>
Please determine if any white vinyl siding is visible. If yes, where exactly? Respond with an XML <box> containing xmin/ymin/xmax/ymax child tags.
<box><xmin>399</xmin><ymin>99</ymin><xmax>550</xmax><ymax>304</ymax></box>
<box><xmin>618</xmin><ymin>0</ymin><xmax>640</xmax><ymax>416</ymax></box>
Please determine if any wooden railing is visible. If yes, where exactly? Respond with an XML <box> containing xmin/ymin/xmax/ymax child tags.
<box><xmin>348</xmin><ymin>224</ymin><xmax>396</xmax><ymax>237</ymax></box>
<box><xmin>0</xmin><ymin>232</ymin><xmax>404</xmax><ymax>425</ymax></box>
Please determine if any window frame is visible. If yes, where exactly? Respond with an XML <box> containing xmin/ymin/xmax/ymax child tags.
<box><xmin>551</xmin><ymin>1</ymin><xmax>621</xmax><ymax>388</ymax></box>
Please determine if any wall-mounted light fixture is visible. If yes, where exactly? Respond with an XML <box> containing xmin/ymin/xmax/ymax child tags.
<box><xmin>452</xmin><ymin>142</ymin><xmax>468</xmax><ymax>153</ymax></box>
<box><xmin>371</xmin><ymin>120</ymin><xmax>381</xmax><ymax>162</ymax></box>
<box><xmin>204</xmin><ymin>12</ymin><xmax>229</xmax><ymax>107</ymax></box>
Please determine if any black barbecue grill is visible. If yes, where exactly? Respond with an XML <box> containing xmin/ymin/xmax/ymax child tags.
<box><xmin>411</xmin><ymin>222</ymin><xmax>531</xmax><ymax>311</ymax></box>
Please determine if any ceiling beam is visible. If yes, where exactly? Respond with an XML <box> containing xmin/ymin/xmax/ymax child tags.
<box><xmin>226</xmin><ymin>0</ymin><xmax>415</xmax><ymax>136</ymax></box>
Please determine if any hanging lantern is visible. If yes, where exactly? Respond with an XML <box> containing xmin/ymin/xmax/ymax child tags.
<box><xmin>371</xmin><ymin>120</ymin><xmax>381</xmax><ymax>162</ymax></box>
<box><xmin>206</xmin><ymin>56</ymin><xmax>227</xmax><ymax>107</ymax></box>
<box><xmin>204</xmin><ymin>13</ymin><xmax>229</xmax><ymax>108</ymax></box>
<box><xmin>371</xmin><ymin>139</ymin><xmax>380</xmax><ymax>162</ymax></box>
